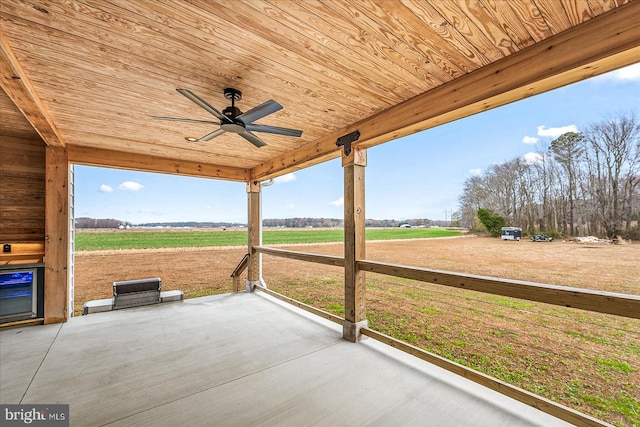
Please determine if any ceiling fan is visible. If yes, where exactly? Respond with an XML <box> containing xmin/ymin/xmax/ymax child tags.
<box><xmin>152</xmin><ymin>87</ymin><xmax>302</xmax><ymax>148</ymax></box>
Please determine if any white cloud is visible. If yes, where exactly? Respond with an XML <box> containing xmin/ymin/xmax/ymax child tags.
<box><xmin>604</xmin><ymin>62</ymin><xmax>640</xmax><ymax>82</ymax></box>
<box><xmin>330</xmin><ymin>196</ymin><xmax>344</xmax><ymax>207</ymax></box>
<box><xmin>468</xmin><ymin>168</ymin><xmax>482</xmax><ymax>176</ymax></box>
<box><xmin>99</xmin><ymin>184</ymin><xmax>113</xmax><ymax>193</ymax></box>
<box><xmin>536</xmin><ymin>125</ymin><xmax>578</xmax><ymax>138</ymax></box>
<box><xmin>522</xmin><ymin>136</ymin><xmax>539</xmax><ymax>144</ymax></box>
<box><xmin>614</xmin><ymin>63</ymin><xmax>640</xmax><ymax>81</ymax></box>
<box><xmin>119</xmin><ymin>181</ymin><xmax>144</xmax><ymax>191</ymax></box>
<box><xmin>274</xmin><ymin>173</ymin><xmax>296</xmax><ymax>183</ymax></box>
<box><xmin>523</xmin><ymin>152</ymin><xmax>544</xmax><ymax>165</ymax></box>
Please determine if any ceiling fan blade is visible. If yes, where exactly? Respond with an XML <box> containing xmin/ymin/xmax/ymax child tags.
<box><xmin>237</xmin><ymin>100</ymin><xmax>282</xmax><ymax>124</ymax></box>
<box><xmin>176</xmin><ymin>89</ymin><xmax>229</xmax><ymax>122</ymax></box>
<box><xmin>239</xmin><ymin>130</ymin><xmax>267</xmax><ymax>148</ymax></box>
<box><xmin>199</xmin><ymin>128</ymin><xmax>226</xmax><ymax>141</ymax></box>
<box><xmin>245</xmin><ymin>123</ymin><xmax>302</xmax><ymax>137</ymax></box>
<box><xmin>151</xmin><ymin>116</ymin><xmax>220</xmax><ymax>125</ymax></box>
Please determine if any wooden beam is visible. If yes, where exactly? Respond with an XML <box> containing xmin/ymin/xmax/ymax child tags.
<box><xmin>44</xmin><ymin>145</ymin><xmax>69</xmax><ymax>324</ymax></box>
<box><xmin>67</xmin><ymin>145</ymin><xmax>250</xmax><ymax>181</ymax></box>
<box><xmin>0</xmin><ymin>32</ymin><xmax>64</xmax><ymax>147</ymax></box>
<box><xmin>361</xmin><ymin>328</ymin><xmax>609</xmax><ymax>427</ymax></box>
<box><xmin>251</xmin><ymin>2</ymin><xmax>640</xmax><ymax>180</ymax></box>
<box><xmin>254</xmin><ymin>246</ymin><xmax>345</xmax><ymax>267</ymax></box>
<box><xmin>358</xmin><ymin>260</ymin><xmax>640</xmax><ymax>319</ymax></box>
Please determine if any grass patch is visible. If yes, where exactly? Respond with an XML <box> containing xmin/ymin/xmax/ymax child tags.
<box><xmin>595</xmin><ymin>358</ymin><xmax>636</xmax><ymax>373</ymax></box>
<box><xmin>488</xmin><ymin>295</ymin><xmax>534</xmax><ymax>310</ymax></box>
<box><xmin>326</xmin><ymin>303</ymin><xmax>345</xmax><ymax>315</ymax></box>
<box><xmin>75</xmin><ymin>228</ymin><xmax>461</xmax><ymax>251</ymax></box>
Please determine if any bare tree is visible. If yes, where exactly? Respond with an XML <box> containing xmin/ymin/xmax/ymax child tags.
<box><xmin>550</xmin><ymin>132</ymin><xmax>584</xmax><ymax>236</ymax></box>
<box><xmin>584</xmin><ymin>113</ymin><xmax>640</xmax><ymax>238</ymax></box>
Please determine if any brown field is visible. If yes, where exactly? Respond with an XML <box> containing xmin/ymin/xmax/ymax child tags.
<box><xmin>75</xmin><ymin>236</ymin><xmax>639</xmax><ymax>426</ymax></box>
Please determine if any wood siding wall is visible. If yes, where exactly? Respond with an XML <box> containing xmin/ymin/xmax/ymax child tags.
<box><xmin>0</xmin><ymin>90</ymin><xmax>46</xmax><ymax>244</ymax></box>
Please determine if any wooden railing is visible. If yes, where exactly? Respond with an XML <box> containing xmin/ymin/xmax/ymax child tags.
<box><xmin>253</xmin><ymin>246</ymin><xmax>344</xmax><ymax>267</ymax></box>
<box><xmin>230</xmin><ymin>253</ymin><xmax>250</xmax><ymax>292</ymax></box>
<box><xmin>254</xmin><ymin>245</ymin><xmax>640</xmax><ymax>319</ymax></box>
<box><xmin>254</xmin><ymin>244</ymin><xmax>639</xmax><ymax>427</ymax></box>
<box><xmin>358</xmin><ymin>260</ymin><xmax>640</xmax><ymax>319</ymax></box>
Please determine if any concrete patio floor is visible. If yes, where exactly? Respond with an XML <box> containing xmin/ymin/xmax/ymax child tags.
<box><xmin>1</xmin><ymin>291</ymin><xmax>572</xmax><ymax>427</ymax></box>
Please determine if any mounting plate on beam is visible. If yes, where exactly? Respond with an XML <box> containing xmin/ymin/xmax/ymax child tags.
<box><xmin>336</xmin><ymin>130</ymin><xmax>360</xmax><ymax>156</ymax></box>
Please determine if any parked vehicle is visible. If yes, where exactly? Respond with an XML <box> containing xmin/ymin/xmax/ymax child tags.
<box><xmin>501</xmin><ymin>227</ymin><xmax>522</xmax><ymax>241</ymax></box>
<box><xmin>531</xmin><ymin>234</ymin><xmax>554</xmax><ymax>242</ymax></box>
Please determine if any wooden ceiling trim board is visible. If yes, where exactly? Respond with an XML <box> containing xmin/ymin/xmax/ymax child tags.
<box><xmin>272</xmin><ymin>1</ymin><xmax>438</xmax><ymax>92</ymax></box>
<box><xmin>310</xmin><ymin>0</ymin><xmax>447</xmax><ymax>87</ymax></box>
<box><xmin>587</xmin><ymin>0</ymin><xmax>616</xmax><ymax>13</ymax></box>
<box><xmin>478</xmin><ymin>0</ymin><xmax>536</xmax><ymax>50</ymax></box>
<box><xmin>354</xmin><ymin>0</ymin><xmax>477</xmax><ymax>79</ymax></box>
<box><xmin>252</xmin><ymin>2</ymin><xmax>640</xmax><ymax>180</ymax></box>
<box><xmin>67</xmin><ymin>145</ymin><xmax>251</xmax><ymax>182</ymax></box>
<box><xmin>0</xmin><ymin>32</ymin><xmax>64</xmax><ymax>147</ymax></box>
<box><xmin>183</xmin><ymin>0</ymin><xmax>399</xmax><ymax>106</ymax></box>
<box><xmin>533</xmin><ymin>0</ymin><xmax>574</xmax><ymax>34</ymax></box>
<box><xmin>585</xmin><ymin>0</ymin><xmax>606</xmax><ymax>15</ymax></box>
<box><xmin>560</xmin><ymin>0</ymin><xmax>596</xmax><ymax>25</ymax></box>
<box><xmin>506</xmin><ymin>0</ymin><xmax>555</xmax><ymax>42</ymax></box>
<box><xmin>428</xmin><ymin>1</ymin><xmax>507</xmax><ymax>62</ymax></box>
<box><xmin>394</xmin><ymin>0</ymin><xmax>490</xmax><ymax>73</ymax></box>
<box><xmin>449</xmin><ymin>0</ymin><xmax>520</xmax><ymax>56</ymax></box>
<box><xmin>257</xmin><ymin>0</ymin><xmax>429</xmax><ymax>95</ymax></box>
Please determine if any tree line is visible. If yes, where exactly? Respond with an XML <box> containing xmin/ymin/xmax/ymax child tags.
<box><xmin>459</xmin><ymin>112</ymin><xmax>640</xmax><ymax>239</ymax></box>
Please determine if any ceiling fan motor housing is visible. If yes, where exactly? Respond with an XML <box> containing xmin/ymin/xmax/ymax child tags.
<box><xmin>222</xmin><ymin>105</ymin><xmax>243</xmax><ymax>120</ymax></box>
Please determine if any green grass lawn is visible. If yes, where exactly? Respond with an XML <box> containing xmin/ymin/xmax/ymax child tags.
<box><xmin>75</xmin><ymin>227</ymin><xmax>461</xmax><ymax>251</ymax></box>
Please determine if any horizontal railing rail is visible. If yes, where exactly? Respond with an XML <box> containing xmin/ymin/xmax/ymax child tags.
<box><xmin>255</xmin><ymin>245</ymin><xmax>639</xmax><ymax>319</ymax></box>
<box><xmin>254</xmin><ymin>246</ymin><xmax>345</xmax><ymax>267</ymax></box>
<box><xmin>358</xmin><ymin>260</ymin><xmax>640</xmax><ymax>319</ymax></box>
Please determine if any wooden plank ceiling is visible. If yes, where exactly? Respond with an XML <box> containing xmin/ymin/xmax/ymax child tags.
<box><xmin>1</xmin><ymin>0</ymin><xmax>638</xmax><ymax>181</ymax></box>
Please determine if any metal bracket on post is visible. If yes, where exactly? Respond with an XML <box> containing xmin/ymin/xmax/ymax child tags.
<box><xmin>336</xmin><ymin>130</ymin><xmax>360</xmax><ymax>156</ymax></box>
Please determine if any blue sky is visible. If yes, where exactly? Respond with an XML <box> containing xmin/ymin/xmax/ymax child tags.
<box><xmin>75</xmin><ymin>63</ymin><xmax>640</xmax><ymax>224</ymax></box>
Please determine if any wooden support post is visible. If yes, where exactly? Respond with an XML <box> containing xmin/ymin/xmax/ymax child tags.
<box><xmin>44</xmin><ymin>145</ymin><xmax>69</xmax><ymax>323</ymax></box>
<box><xmin>343</xmin><ymin>147</ymin><xmax>367</xmax><ymax>342</ymax></box>
<box><xmin>247</xmin><ymin>181</ymin><xmax>262</xmax><ymax>292</ymax></box>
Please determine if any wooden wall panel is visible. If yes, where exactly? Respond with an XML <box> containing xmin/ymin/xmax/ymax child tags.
<box><xmin>0</xmin><ymin>95</ymin><xmax>46</xmax><ymax>244</ymax></box>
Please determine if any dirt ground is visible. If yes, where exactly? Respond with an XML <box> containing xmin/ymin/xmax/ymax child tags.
<box><xmin>74</xmin><ymin>236</ymin><xmax>640</xmax><ymax>425</ymax></box>
<box><xmin>75</xmin><ymin>236</ymin><xmax>640</xmax><ymax>304</ymax></box>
